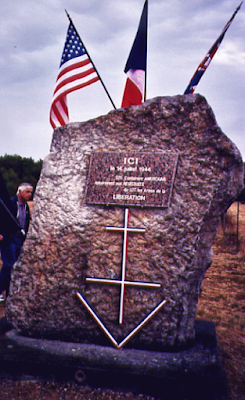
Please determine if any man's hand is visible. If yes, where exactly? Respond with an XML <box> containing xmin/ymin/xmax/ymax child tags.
<box><xmin>0</xmin><ymin>234</ymin><xmax>3</xmax><ymax>241</ymax></box>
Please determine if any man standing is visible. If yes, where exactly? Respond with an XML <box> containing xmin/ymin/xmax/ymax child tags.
<box><xmin>0</xmin><ymin>182</ymin><xmax>33</xmax><ymax>303</ymax></box>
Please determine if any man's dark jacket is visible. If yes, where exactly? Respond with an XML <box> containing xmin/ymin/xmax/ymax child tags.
<box><xmin>0</xmin><ymin>195</ymin><xmax>31</xmax><ymax>242</ymax></box>
<box><xmin>10</xmin><ymin>195</ymin><xmax>31</xmax><ymax>236</ymax></box>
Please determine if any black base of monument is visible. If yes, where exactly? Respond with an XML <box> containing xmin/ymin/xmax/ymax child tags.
<box><xmin>0</xmin><ymin>319</ymin><xmax>227</xmax><ymax>400</ymax></box>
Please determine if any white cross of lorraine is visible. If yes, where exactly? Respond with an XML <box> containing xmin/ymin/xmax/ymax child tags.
<box><xmin>86</xmin><ymin>208</ymin><xmax>161</xmax><ymax>324</ymax></box>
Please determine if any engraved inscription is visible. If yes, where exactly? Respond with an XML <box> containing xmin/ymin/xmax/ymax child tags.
<box><xmin>85</xmin><ymin>151</ymin><xmax>178</xmax><ymax>208</ymax></box>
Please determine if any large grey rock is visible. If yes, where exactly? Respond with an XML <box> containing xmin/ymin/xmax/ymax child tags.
<box><xmin>6</xmin><ymin>94</ymin><xmax>243</xmax><ymax>349</ymax></box>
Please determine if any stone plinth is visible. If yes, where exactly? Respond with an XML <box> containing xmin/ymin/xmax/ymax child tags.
<box><xmin>0</xmin><ymin>320</ymin><xmax>227</xmax><ymax>400</ymax></box>
<box><xmin>0</xmin><ymin>321</ymin><xmax>227</xmax><ymax>400</ymax></box>
<box><xmin>6</xmin><ymin>95</ymin><xmax>243</xmax><ymax>350</ymax></box>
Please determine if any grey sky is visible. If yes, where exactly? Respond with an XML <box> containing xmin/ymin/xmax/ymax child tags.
<box><xmin>0</xmin><ymin>0</ymin><xmax>244</xmax><ymax>161</ymax></box>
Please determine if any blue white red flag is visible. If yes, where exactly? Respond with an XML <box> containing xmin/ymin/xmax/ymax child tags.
<box><xmin>184</xmin><ymin>2</ymin><xmax>243</xmax><ymax>95</ymax></box>
<box><xmin>121</xmin><ymin>0</ymin><xmax>148</xmax><ymax>108</ymax></box>
<box><xmin>50</xmin><ymin>22</ymin><xmax>100</xmax><ymax>129</ymax></box>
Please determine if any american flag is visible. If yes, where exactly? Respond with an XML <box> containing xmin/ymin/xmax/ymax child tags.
<box><xmin>184</xmin><ymin>2</ymin><xmax>243</xmax><ymax>95</ymax></box>
<box><xmin>50</xmin><ymin>22</ymin><xmax>100</xmax><ymax>129</ymax></box>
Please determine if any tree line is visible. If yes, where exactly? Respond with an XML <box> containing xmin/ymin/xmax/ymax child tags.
<box><xmin>0</xmin><ymin>154</ymin><xmax>43</xmax><ymax>198</ymax></box>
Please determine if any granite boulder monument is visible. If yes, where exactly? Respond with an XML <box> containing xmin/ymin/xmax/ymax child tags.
<box><xmin>6</xmin><ymin>94</ymin><xmax>243</xmax><ymax>353</ymax></box>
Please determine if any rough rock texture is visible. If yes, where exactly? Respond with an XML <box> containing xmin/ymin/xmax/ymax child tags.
<box><xmin>6</xmin><ymin>95</ymin><xmax>243</xmax><ymax>349</ymax></box>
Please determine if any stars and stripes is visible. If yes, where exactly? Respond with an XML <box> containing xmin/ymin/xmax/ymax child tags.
<box><xmin>184</xmin><ymin>2</ymin><xmax>243</xmax><ymax>95</ymax></box>
<box><xmin>121</xmin><ymin>0</ymin><xmax>148</xmax><ymax>108</ymax></box>
<box><xmin>50</xmin><ymin>22</ymin><xmax>99</xmax><ymax>129</ymax></box>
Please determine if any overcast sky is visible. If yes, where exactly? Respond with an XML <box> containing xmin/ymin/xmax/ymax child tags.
<box><xmin>0</xmin><ymin>0</ymin><xmax>244</xmax><ymax>161</ymax></box>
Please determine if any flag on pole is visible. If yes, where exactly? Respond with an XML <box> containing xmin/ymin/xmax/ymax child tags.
<box><xmin>121</xmin><ymin>0</ymin><xmax>148</xmax><ymax>108</ymax></box>
<box><xmin>184</xmin><ymin>2</ymin><xmax>243</xmax><ymax>95</ymax></box>
<box><xmin>50</xmin><ymin>22</ymin><xmax>100</xmax><ymax>129</ymax></box>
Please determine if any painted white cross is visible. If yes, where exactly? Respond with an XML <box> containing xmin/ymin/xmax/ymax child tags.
<box><xmin>86</xmin><ymin>208</ymin><xmax>161</xmax><ymax>324</ymax></box>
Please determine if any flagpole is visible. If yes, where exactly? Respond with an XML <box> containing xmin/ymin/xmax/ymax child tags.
<box><xmin>144</xmin><ymin>0</ymin><xmax>148</xmax><ymax>101</ymax></box>
<box><xmin>184</xmin><ymin>2</ymin><xmax>243</xmax><ymax>95</ymax></box>
<box><xmin>65</xmin><ymin>10</ymin><xmax>116</xmax><ymax>110</ymax></box>
<box><xmin>230</xmin><ymin>2</ymin><xmax>243</xmax><ymax>21</ymax></box>
<box><xmin>0</xmin><ymin>198</ymin><xmax>21</xmax><ymax>230</ymax></box>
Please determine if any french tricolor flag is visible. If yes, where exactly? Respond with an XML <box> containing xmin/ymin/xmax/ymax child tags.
<box><xmin>121</xmin><ymin>0</ymin><xmax>148</xmax><ymax>108</ymax></box>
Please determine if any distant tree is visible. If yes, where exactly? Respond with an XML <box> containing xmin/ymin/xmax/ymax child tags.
<box><xmin>0</xmin><ymin>154</ymin><xmax>43</xmax><ymax>197</ymax></box>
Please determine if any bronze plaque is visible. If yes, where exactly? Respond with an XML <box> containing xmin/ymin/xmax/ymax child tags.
<box><xmin>85</xmin><ymin>151</ymin><xmax>178</xmax><ymax>208</ymax></box>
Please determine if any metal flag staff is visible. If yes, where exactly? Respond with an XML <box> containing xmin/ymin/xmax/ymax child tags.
<box><xmin>65</xmin><ymin>10</ymin><xmax>116</xmax><ymax>110</ymax></box>
<box><xmin>184</xmin><ymin>2</ymin><xmax>243</xmax><ymax>95</ymax></box>
<box><xmin>0</xmin><ymin>198</ymin><xmax>21</xmax><ymax>233</ymax></box>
